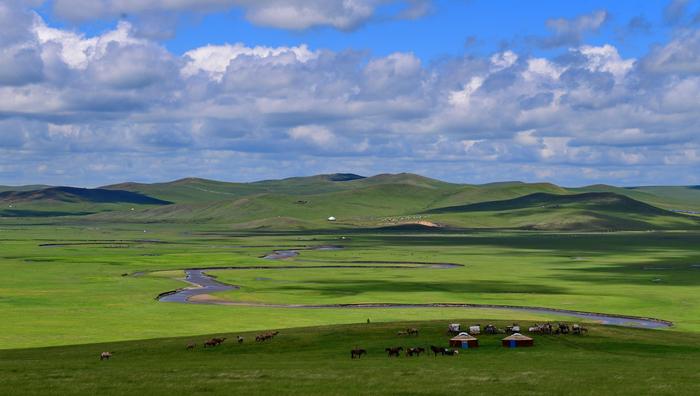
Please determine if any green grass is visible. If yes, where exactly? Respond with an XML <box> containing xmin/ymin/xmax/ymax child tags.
<box><xmin>1</xmin><ymin>225</ymin><xmax>700</xmax><ymax>350</ymax></box>
<box><xmin>1</xmin><ymin>320</ymin><xmax>698</xmax><ymax>395</ymax></box>
<box><xmin>5</xmin><ymin>174</ymin><xmax>700</xmax><ymax>231</ymax></box>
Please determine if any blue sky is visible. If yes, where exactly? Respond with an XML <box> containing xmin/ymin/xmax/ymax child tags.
<box><xmin>1</xmin><ymin>0</ymin><xmax>700</xmax><ymax>186</ymax></box>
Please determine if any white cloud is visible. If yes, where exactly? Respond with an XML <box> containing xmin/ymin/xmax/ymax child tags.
<box><xmin>1</xmin><ymin>8</ymin><xmax>700</xmax><ymax>186</ymax></box>
<box><xmin>50</xmin><ymin>0</ymin><xmax>431</xmax><ymax>31</ymax></box>
<box><xmin>288</xmin><ymin>125</ymin><xmax>336</xmax><ymax>146</ymax></box>
<box><xmin>182</xmin><ymin>43</ymin><xmax>318</xmax><ymax>81</ymax></box>
<box><xmin>542</xmin><ymin>10</ymin><xmax>609</xmax><ymax>47</ymax></box>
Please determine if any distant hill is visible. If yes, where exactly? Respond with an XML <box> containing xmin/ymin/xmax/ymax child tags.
<box><xmin>0</xmin><ymin>185</ymin><xmax>52</xmax><ymax>193</ymax></box>
<box><xmin>0</xmin><ymin>187</ymin><xmax>170</xmax><ymax>217</ymax></box>
<box><xmin>0</xmin><ymin>187</ymin><xmax>171</xmax><ymax>205</ymax></box>
<box><xmin>2</xmin><ymin>173</ymin><xmax>699</xmax><ymax>230</ymax></box>
<box><xmin>425</xmin><ymin>192</ymin><xmax>698</xmax><ymax>231</ymax></box>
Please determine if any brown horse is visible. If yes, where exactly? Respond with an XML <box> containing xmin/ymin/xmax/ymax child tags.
<box><xmin>406</xmin><ymin>347</ymin><xmax>425</xmax><ymax>357</ymax></box>
<box><xmin>385</xmin><ymin>347</ymin><xmax>403</xmax><ymax>357</ymax></box>
<box><xmin>203</xmin><ymin>339</ymin><xmax>219</xmax><ymax>348</ymax></box>
<box><xmin>351</xmin><ymin>348</ymin><xmax>367</xmax><ymax>359</ymax></box>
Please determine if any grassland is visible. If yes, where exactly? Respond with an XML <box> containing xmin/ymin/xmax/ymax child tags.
<box><xmin>1</xmin><ymin>223</ymin><xmax>699</xmax><ymax>350</ymax></box>
<box><xmin>1</xmin><ymin>174</ymin><xmax>699</xmax><ymax>394</ymax></box>
<box><xmin>0</xmin><ymin>320</ymin><xmax>698</xmax><ymax>396</ymax></box>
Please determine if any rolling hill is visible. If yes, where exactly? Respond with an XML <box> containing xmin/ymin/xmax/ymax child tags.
<box><xmin>0</xmin><ymin>187</ymin><xmax>171</xmax><ymax>217</ymax></box>
<box><xmin>424</xmin><ymin>192</ymin><xmax>698</xmax><ymax>231</ymax></box>
<box><xmin>1</xmin><ymin>173</ymin><xmax>699</xmax><ymax>230</ymax></box>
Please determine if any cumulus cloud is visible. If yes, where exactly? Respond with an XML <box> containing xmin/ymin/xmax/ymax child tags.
<box><xmin>49</xmin><ymin>0</ymin><xmax>432</xmax><ymax>31</ymax></box>
<box><xmin>1</xmin><ymin>6</ymin><xmax>700</xmax><ymax>186</ymax></box>
<box><xmin>541</xmin><ymin>10</ymin><xmax>609</xmax><ymax>48</ymax></box>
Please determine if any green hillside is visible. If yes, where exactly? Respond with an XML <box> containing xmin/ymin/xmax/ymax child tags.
<box><xmin>425</xmin><ymin>192</ymin><xmax>699</xmax><ymax>231</ymax></box>
<box><xmin>0</xmin><ymin>187</ymin><xmax>171</xmax><ymax>217</ymax></box>
<box><xmin>2</xmin><ymin>174</ymin><xmax>699</xmax><ymax>231</ymax></box>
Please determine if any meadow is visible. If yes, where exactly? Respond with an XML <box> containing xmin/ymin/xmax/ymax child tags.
<box><xmin>1</xmin><ymin>175</ymin><xmax>700</xmax><ymax>394</ymax></box>
<box><xmin>0</xmin><ymin>320</ymin><xmax>698</xmax><ymax>395</ymax></box>
<box><xmin>1</xmin><ymin>223</ymin><xmax>699</xmax><ymax>350</ymax></box>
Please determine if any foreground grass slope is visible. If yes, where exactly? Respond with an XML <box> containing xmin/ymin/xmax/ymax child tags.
<box><xmin>1</xmin><ymin>320</ymin><xmax>698</xmax><ymax>395</ymax></box>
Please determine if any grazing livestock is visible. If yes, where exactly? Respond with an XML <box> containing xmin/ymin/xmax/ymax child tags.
<box><xmin>558</xmin><ymin>323</ymin><xmax>571</xmax><ymax>334</ymax></box>
<box><xmin>255</xmin><ymin>331</ymin><xmax>280</xmax><ymax>342</ymax></box>
<box><xmin>385</xmin><ymin>347</ymin><xmax>403</xmax><ymax>357</ymax></box>
<box><xmin>237</xmin><ymin>336</ymin><xmax>244</xmax><ymax>343</ymax></box>
<box><xmin>430</xmin><ymin>345</ymin><xmax>446</xmax><ymax>356</ymax></box>
<box><xmin>406</xmin><ymin>347</ymin><xmax>425</xmax><ymax>357</ymax></box>
<box><xmin>484</xmin><ymin>324</ymin><xmax>498</xmax><ymax>335</ymax></box>
<box><xmin>572</xmin><ymin>324</ymin><xmax>588</xmax><ymax>335</ymax></box>
<box><xmin>528</xmin><ymin>323</ymin><xmax>553</xmax><ymax>334</ymax></box>
<box><xmin>351</xmin><ymin>348</ymin><xmax>367</xmax><ymax>359</ymax></box>
<box><xmin>506</xmin><ymin>323</ymin><xmax>521</xmax><ymax>334</ymax></box>
<box><xmin>186</xmin><ymin>343</ymin><xmax>196</xmax><ymax>350</ymax></box>
<box><xmin>397</xmin><ymin>331</ymin><xmax>408</xmax><ymax>336</ymax></box>
<box><xmin>444</xmin><ymin>349</ymin><xmax>459</xmax><ymax>356</ymax></box>
<box><xmin>100</xmin><ymin>352</ymin><xmax>112</xmax><ymax>361</ymax></box>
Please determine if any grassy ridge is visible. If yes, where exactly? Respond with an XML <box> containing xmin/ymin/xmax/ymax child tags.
<box><xmin>0</xmin><ymin>320</ymin><xmax>698</xmax><ymax>395</ymax></box>
<box><xmin>3</xmin><ymin>173</ymin><xmax>700</xmax><ymax>231</ymax></box>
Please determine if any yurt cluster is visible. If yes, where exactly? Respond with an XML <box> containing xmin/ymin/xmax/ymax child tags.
<box><xmin>446</xmin><ymin>322</ymin><xmax>583</xmax><ymax>349</ymax></box>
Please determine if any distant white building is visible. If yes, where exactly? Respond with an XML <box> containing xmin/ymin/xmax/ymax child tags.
<box><xmin>327</xmin><ymin>216</ymin><xmax>336</xmax><ymax>221</ymax></box>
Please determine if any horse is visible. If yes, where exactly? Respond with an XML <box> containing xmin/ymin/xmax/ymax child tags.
<box><xmin>558</xmin><ymin>323</ymin><xmax>570</xmax><ymax>334</ymax></box>
<box><xmin>430</xmin><ymin>345</ymin><xmax>446</xmax><ymax>356</ymax></box>
<box><xmin>100</xmin><ymin>352</ymin><xmax>112</xmax><ymax>361</ymax></box>
<box><xmin>237</xmin><ymin>336</ymin><xmax>244</xmax><ymax>343</ymax></box>
<box><xmin>406</xmin><ymin>347</ymin><xmax>425</xmax><ymax>357</ymax></box>
<box><xmin>212</xmin><ymin>337</ymin><xmax>226</xmax><ymax>345</ymax></box>
<box><xmin>203</xmin><ymin>339</ymin><xmax>219</xmax><ymax>348</ymax></box>
<box><xmin>572</xmin><ymin>324</ymin><xmax>588</xmax><ymax>335</ymax></box>
<box><xmin>186</xmin><ymin>343</ymin><xmax>196</xmax><ymax>350</ymax></box>
<box><xmin>351</xmin><ymin>348</ymin><xmax>367</xmax><ymax>359</ymax></box>
<box><xmin>444</xmin><ymin>349</ymin><xmax>459</xmax><ymax>356</ymax></box>
<box><xmin>385</xmin><ymin>347</ymin><xmax>403</xmax><ymax>357</ymax></box>
<box><xmin>407</xmin><ymin>328</ymin><xmax>419</xmax><ymax>336</ymax></box>
<box><xmin>256</xmin><ymin>334</ymin><xmax>270</xmax><ymax>342</ymax></box>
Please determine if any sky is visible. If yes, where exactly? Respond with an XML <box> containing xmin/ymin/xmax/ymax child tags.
<box><xmin>1</xmin><ymin>0</ymin><xmax>700</xmax><ymax>187</ymax></box>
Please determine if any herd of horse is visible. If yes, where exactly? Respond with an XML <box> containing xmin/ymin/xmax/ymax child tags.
<box><xmin>98</xmin><ymin>321</ymin><xmax>591</xmax><ymax>361</ymax></box>
<box><xmin>352</xmin><ymin>345</ymin><xmax>458</xmax><ymax>358</ymax></box>
<box><xmin>255</xmin><ymin>331</ymin><xmax>280</xmax><ymax>342</ymax></box>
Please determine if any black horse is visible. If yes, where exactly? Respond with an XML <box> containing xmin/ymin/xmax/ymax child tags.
<box><xmin>406</xmin><ymin>347</ymin><xmax>425</xmax><ymax>357</ymax></box>
<box><xmin>385</xmin><ymin>347</ymin><xmax>403</xmax><ymax>357</ymax></box>
<box><xmin>430</xmin><ymin>345</ymin><xmax>446</xmax><ymax>356</ymax></box>
<box><xmin>351</xmin><ymin>348</ymin><xmax>367</xmax><ymax>359</ymax></box>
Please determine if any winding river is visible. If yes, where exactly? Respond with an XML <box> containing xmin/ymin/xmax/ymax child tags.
<box><xmin>154</xmin><ymin>246</ymin><xmax>672</xmax><ymax>329</ymax></box>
